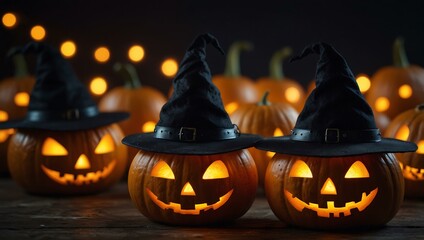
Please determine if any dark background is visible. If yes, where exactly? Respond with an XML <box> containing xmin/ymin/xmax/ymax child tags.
<box><xmin>1</xmin><ymin>0</ymin><xmax>423</xmax><ymax>95</ymax></box>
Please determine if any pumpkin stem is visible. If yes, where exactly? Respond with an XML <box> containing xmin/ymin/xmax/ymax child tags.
<box><xmin>113</xmin><ymin>63</ymin><xmax>142</xmax><ymax>89</ymax></box>
<box><xmin>269</xmin><ymin>47</ymin><xmax>293</xmax><ymax>79</ymax></box>
<box><xmin>416</xmin><ymin>103</ymin><xmax>424</xmax><ymax>112</ymax></box>
<box><xmin>12</xmin><ymin>53</ymin><xmax>29</xmax><ymax>77</ymax></box>
<box><xmin>257</xmin><ymin>91</ymin><xmax>271</xmax><ymax>106</ymax></box>
<box><xmin>224</xmin><ymin>41</ymin><xmax>253</xmax><ymax>77</ymax></box>
<box><xmin>393</xmin><ymin>37</ymin><xmax>410</xmax><ymax>68</ymax></box>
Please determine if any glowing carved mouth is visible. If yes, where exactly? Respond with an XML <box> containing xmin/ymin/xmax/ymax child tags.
<box><xmin>146</xmin><ymin>188</ymin><xmax>233</xmax><ymax>215</ymax></box>
<box><xmin>41</xmin><ymin>160</ymin><xmax>116</xmax><ymax>185</ymax></box>
<box><xmin>284</xmin><ymin>188</ymin><xmax>378</xmax><ymax>218</ymax></box>
<box><xmin>401</xmin><ymin>164</ymin><xmax>424</xmax><ymax>181</ymax></box>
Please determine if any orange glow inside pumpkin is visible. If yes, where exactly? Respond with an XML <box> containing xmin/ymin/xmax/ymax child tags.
<box><xmin>398</xmin><ymin>84</ymin><xmax>413</xmax><ymax>99</ymax></box>
<box><xmin>399</xmin><ymin>162</ymin><xmax>424</xmax><ymax>181</ymax></box>
<box><xmin>274</xmin><ymin>128</ymin><xmax>284</xmax><ymax>137</ymax></box>
<box><xmin>42</xmin><ymin>137</ymin><xmax>69</xmax><ymax>156</ymax></box>
<box><xmin>395</xmin><ymin>125</ymin><xmax>410</xmax><ymax>141</ymax></box>
<box><xmin>375</xmin><ymin>97</ymin><xmax>390</xmax><ymax>112</ymax></box>
<box><xmin>94</xmin><ymin>133</ymin><xmax>115</xmax><ymax>154</ymax></box>
<box><xmin>225</xmin><ymin>102</ymin><xmax>239</xmax><ymax>115</ymax></box>
<box><xmin>417</xmin><ymin>140</ymin><xmax>424</xmax><ymax>154</ymax></box>
<box><xmin>286</xmin><ymin>160</ymin><xmax>378</xmax><ymax>218</ymax></box>
<box><xmin>285</xmin><ymin>87</ymin><xmax>300</xmax><ymax>104</ymax></box>
<box><xmin>14</xmin><ymin>92</ymin><xmax>30</xmax><ymax>107</ymax></box>
<box><xmin>74</xmin><ymin>154</ymin><xmax>91</xmax><ymax>169</ymax></box>
<box><xmin>148</xmin><ymin>159</ymin><xmax>233</xmax><ymax>215</ymax></box>
<box><xmin>356</xmin><ymin>75</ymin><xmax>371</xmax><ymax>93</ymax></box>
<box><xmin>142</xmin><ymin>121</ymin><xmax>156</xmax><ymax>133</ymax></box>
<box><xmin>0</xmin><ymin>110</ymin><xmax>8</xmax><ymax>122</ymax></box>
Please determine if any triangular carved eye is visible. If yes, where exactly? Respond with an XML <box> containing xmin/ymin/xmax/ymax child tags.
<box><xmin>345</xmin><ymin>161</ymin><xmax>369</xmax><ymax>178</ymax></box>
<box><xmin>203</xmin><ymin>160</ymin><xmax>229</xmax><ymax>179</ymax></box>
<box><xmin>289</xmin><ymin>160</ymin><xmax>313</xmax><ymax>178</ymax></box>
<box><xmin>94</xmin><ymin>134</ymin><xmax>115</xmax><ymax>154</ymax></box>
<box><xmin>151</xmin><ymin>160</ymin><xmax>175</xmax><ymax>179</ymax></box>
<box><xmin>42</xmin><ymin>138</ymin><xmax>68</xmax><ymax>156</ymax></box>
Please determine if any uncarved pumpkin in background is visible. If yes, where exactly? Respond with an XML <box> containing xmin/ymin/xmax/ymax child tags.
<box><xmin>99</xmin><ymin>63</ymin><xmax>166</xmax><ymax>161</ymax></box>
<box><xmin>230</xmin><ymin>91</ymin><xmax>298</xmax><ymax>187</ymax></box>
<box><xmin>212</xmin><ymin>41</ymin><xmax>259</xmax><ymax>115</ymax></box>
<box><xmin>0</xmin><ymin>53</ymin><xmax>35</xmax><ymax>175</ymax></box>
<box><xmin>366</xmin><ymin>37</ymin><xmax>424</xmax><ymax>121</ymax></box>
<box><xmin>385</xmin><ymin>104</ymin><xmax>424</xmax><ymax>198</ymax></box>
<box><xmin>256</xmin><ymin>47</ymin><xmax>306</xmax><ymax>112</ymax></box>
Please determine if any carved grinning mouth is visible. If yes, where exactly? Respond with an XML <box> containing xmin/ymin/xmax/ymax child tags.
<box><xmin>284</xmin><ymin>188</ymin><xmax>378</xmax><ymax>218</ymax></box>
<box><xmin>400</xmin><ymin>163</ymin><xmax>424</xmax><ymax>181</ymax></box>
<box><xmin>146</xmin><ymin>188</ymin><xmax>233</xmax><ymax>215</ymax></box>
<box><xmin>41</xmin><ymin>160</ymin><xmax>116</xmax><ymax>185</ymax></box>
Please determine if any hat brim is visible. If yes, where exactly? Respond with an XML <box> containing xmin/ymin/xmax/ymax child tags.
<box><xmin>0</xmin><ymin>112</ymin><xmax>129</xmax><ymax>131</ymax></box>
<box><xmin>122</xmin><ymin>133</ymin><xmax>262</xmax><ymax>155</ymax></box>
<box><xmin>255</xmin><ymin>136</ymin><xmax>418</xmax><ymax>157</ymax></box>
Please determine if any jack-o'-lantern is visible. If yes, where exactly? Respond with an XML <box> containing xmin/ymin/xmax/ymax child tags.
<box><xmin>0</xmin><ymin>42</ymin><xmax>129</xmax><ymax>195</ymax></box>
<box><xmin>230</xmin><ymin>91</ymin><xmax>298</xmax><ymax>186</ymax></box>
<box><xmin>385</xmin><ymin>104</ymin><xmax>424</xmax><ymax>198</ymax></box>
<box><xmin>366</xmin><ymin>37</ymin><xmax>424</xmax><ymax>120</ymax></box>
<box><xmin>99</xmin><ymin>63</ymin><xmax>166</xmax><ymax>160</ymax></box>
<box><xmin>256</xmin><ymin>47</ymin><xmax>306</xmax><ymax>112</ymax></box>
<box><xmin>256</xmin><ymin>42</ymin><xmax>416</xmax><ymax>229</ymax></box>
<box><xmin>212</xmin><ymin>41</ymin><xmax>258</xmax><ymax>115</ymax></box>
<box><xmin>123</xmin><ymin>34</ymin><xmax>260</xmax><ymax>225</ymax></box>
<box><xmin>0</xmin><ymin>52</ymin><xmax>35</xmax><ymax>175</ymax></box>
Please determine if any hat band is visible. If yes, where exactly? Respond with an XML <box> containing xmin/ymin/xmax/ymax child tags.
<box><xmin>153</xmin><ymin>125</ymin><xmax>240</xmax><ymax>142</ymax></box>
<box><xmin>27</xmin><ymin>106</ymin><xmax>99</xmax><ymax>121</ymax></box>
<box><xmin>290</xmin><ymin>128</ymin><xmax>381</xmax><ymax>143</ymax></box>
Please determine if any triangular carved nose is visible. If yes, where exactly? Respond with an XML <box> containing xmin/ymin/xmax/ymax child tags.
<box><xmin>74</xmin><ymin>154</ymin><xmax>91</xmax><ymax>169</ymax></box>
<box><xmin>181</xmin><ymin>182</ymin><xmax>196</xmax><ymax>196</ymax></box>
<box><xmin>320</xmin><ymin>178</ymin><xmax>337</xmax><ymax>195</ymax></box>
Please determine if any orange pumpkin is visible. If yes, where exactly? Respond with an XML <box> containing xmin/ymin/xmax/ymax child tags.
<box><xmin>99</xmin><ymin>63</ymin><xmax>166</xmax><ymax>160</ymax></box>
<box><xmin>256</xmin><ymin>47</ymin><xmax>306</xmax><ymax>112</ymax></box>
<box><xmin>128</xmin><ymin>149</ymin><xmax>257</xmax><ymax>225</ymax></box>
<box><xmin>265</xmin><ymin>153</ymin><xmax>404</xmax><ymax>229</ymax></box>
<box><xmin>8</xmin><ymin>124</ymin><xmax>127</xmax><ymax>195</ymax></box>
<box><xmin>230</xmin><ymin>92</ymin><xmax>298</xmax><ymax>186</ymax></box>
<box><xmin>212</xmin><ymin>41</ymin><xmax>258</xmax><ymax>115</ymax></box>
<box><xmin>366</xmin><ymin>37</ymin><xmax>424</xmax><ymax>120</ymax></box>
<box><xmin>0</xmin><ymin>53</ymin><xmax>35</xmax><ymax>175</ymax></box>
<box><xmin>385</xmin><ymin>104</ymin><xmax>424</xmax><ymax>198</ymax></box>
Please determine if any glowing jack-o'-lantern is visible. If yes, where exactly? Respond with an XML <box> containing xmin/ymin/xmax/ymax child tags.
<box><xmin>230</xmin><ymin>92</ymin><xmax>298</xmax><ymax>187</ymax></box>
<box><xmin>265</xmin><ymin>153</ymin><xmax>404</xmax><ymax>229</ymax></box>
<box><xmin>7</xmin><ymin>124</ymin><xmax>127</xmax><ymax>195</ymax></box>
<box><xmin>0</xmin><ymin>53</ymin><xmax>35</xmax><ymax>175</ymax></box>
<box><xmin>385</xmin><ymin>104</ymin><xmax>424</xmax><ymax>197</ymax></box>
<box><xmin>128</xmin><ymin>150</ymin><xmax>257</xmax><ymax>225</ymax></box>
<box><xmin>366</xmin><ymin>37</ymin><xmax>424</xmax><ymax>120</ymax></box>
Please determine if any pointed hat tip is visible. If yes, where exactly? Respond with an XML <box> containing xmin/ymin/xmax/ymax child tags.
<box><xmin>188</xmin><ymin>33</ymin><xmax>225</xmax><ymax>55</ymax></box>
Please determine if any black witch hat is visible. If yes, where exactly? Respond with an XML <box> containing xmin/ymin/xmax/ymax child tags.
<box><xmin>122</xmin><ymin>33</ymin><xmax>261</xmax><ymax>155</ymax></box>
<box><xmin>0</xmin><ymin>42</ymin><xmax>128</xmax><ymax>131</ymax></box>
<box><xmin>255</xmin><ymin>42</ymin><xmax>417</xmax><ymax>157</ymax></box>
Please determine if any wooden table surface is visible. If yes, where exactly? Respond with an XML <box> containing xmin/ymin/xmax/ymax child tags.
<box><xmin>1</xmin><ymin>178</ymin><xmax>424</xmax><ymax>240</ymax></box>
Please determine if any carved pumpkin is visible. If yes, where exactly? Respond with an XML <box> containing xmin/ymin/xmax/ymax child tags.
<box><xmin>0</xmin><ymin>53</ymin><xmax>35</xmax><ymax>175</ymax></box>
<box><xmin>230</xmin><ymin>92</ymin><xmax>298</xmax><ymax>186</ymax></box>
<box><xmin>212</xmin><ymin>41</ymin><xmax>258</xmax><ymax>115</ymax></box>
<box><xmin>385</xmin><ymin>104</ymin><xmax>424</xmax><ymax>198</ymax></box>
<box><xmin>99</xmin><ymin>63</ymin><xmax>166</xmax><ymax>160</ymax></box>
<box><xmin>7</xmin><ymin>124</ymin><xmax>127</xmax><ymax>195</ymax></box>
<box><xmin>265</xmin><ymin>153</ymin><xmax>404</xmax><ymax>229</ymax></box>
<box><xmin>128</xmin><ymin>149</ymin><xmax>258</xmax><ymax>225</ymax></box>
<box><xmin>366</xmin><ymin>37</ymin><xmax>424</xmax><ymax>120</ymax></box>
<box><xmin>256</xmin><ymin>47</ymin><xmax>306</xmax><ymax>112</ymax></box>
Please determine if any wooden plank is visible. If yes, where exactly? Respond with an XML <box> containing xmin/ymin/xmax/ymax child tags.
<box><xmin>1</xmin><ymin>179</ymin><xmax>423</xmax><ymax>239</ymax></box>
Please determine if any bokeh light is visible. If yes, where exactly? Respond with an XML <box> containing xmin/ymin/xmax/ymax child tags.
<box><xmin>14</xmin><ymin>92</ymin><xmax>30</xmax><ymax>107</ymax></box>
<box><xmin>90</xmin><ymin>77</ymin><xmax>108</xmax><ymax>95</ymax></box>
<box><xmin>128</xmin><ymin>45</ymin><xmax>145</xmax><ymax>62</ymax></box>
<box><xmin>94</xmin><ymin>47</ymin><xmax>110</xmax><ymax>63</ymax></box>
<box><xmin>398</xmin><ymin>84</ymin><xmax>412</xmax><ymax>99</ymax></box>
<box><xmin>284</xmin><ymin>87</ymin><xmax>300</xmax><ymax>104</ymax></box>
<box><xmin>30</xmin><ymin>25</ymin><xmax>46</xmax><ymax>41</ymax></box>
<box><xmin>2</xmin><ymin>13</ymin><xmax>17</xmax><ymax>28</ymax></box>
<box><xmin>356</xmin><ymin>74</ymin><xmax>371</xmax><ymax>93</ymax></box>
<box><xmin>60</xmin><ymin>41</ymin><xmax>77</xmax><ymax>58</ymax></box>
<box><xmin>161</xmin><ymin>58</ymin><xmax>178</xmax><ymax>77</ymax></box>
<box><xmin>375</xmin><ymin>97</ymin><xmax>390</xmax><ymax>112</ymax></box>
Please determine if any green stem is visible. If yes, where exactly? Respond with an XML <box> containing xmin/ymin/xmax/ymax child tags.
<box><xmin>393</xmin><ymin>37</ymin><xmax>409</xmax><ymax>68</ymax></box>
<box><xmin>113</xmin><ymin>63</ymin><xmax>142</xmax><ymax>89</ymax></box>
<box><xmin>257</xmin><ymin>91</ymin><xmax>270</xmax><ymax>106</ymax></box>
<box><xmin>269</xmin><ymin>47</ymin><xmax>292</xmax><ymax>79</ymax></box>
<box><xmin>12</xmin><ymin>53</ymin><xmax>29</xmax><ymax>77</ymax></box>
<box><xmin>224</xmin><ymin>41</ymin><xmax>253</xmax><ymax>77</ymax></box>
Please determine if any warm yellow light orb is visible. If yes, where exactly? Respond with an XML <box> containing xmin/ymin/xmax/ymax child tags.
<box><xmin>94</xmin><ymin>47</ymin><xmax>110</xmax><ymax>63</ymax></box>
<box><xmin>128</xmin><ymin>45</ymin><xmax>145</xmax><ymax>62</ymax></box>
<box><xmin>398</xmin><ymin>84</ymin><xmax>412</xmax><ymax>99</ymax></box>
<box><xmin>356</xmin><ymin>75</ymin><xmax>371</xmax><ymax>93</ymax></box>
<box><xmin>14</xmin><ymin>92</ymin><xmax>30</xmax><ymax>107</ymax></box>
<box><xmin>375</xmin><ymin>97</ymin><xmax>390</xmax><ymax>112</ymax></box>
<box><xmin>60</xmin><ymin>41</ymin><xmax>77</xmax><ymax>58</ymax></box>
<box><xmin>0</xmin><ymin>110</ymin><xmax>8</xmax><ymax>122</ymax></box>
<box><xmin>285</xmin><ymin>87</ymin><xmax>300</xmax><ymax>103</ymax></box>
<box><xmin>142</xmin><ymin>121</ymin><xmax>156</xmax><ymax>133</ymax></box>
<box><xmin>161</xmin><ymin>58</ymin><xmax>178</xmax><ymax>77</ymax></box>
<box><xmin>395</xmin><ymin>125</ymin><xmax>410</xmax><ymax>141</ymax></box>
<box><xmin>2</xmin><ymin>13</ymin><xmax>17</xmax><ymax>28</ymax></box>
<box><xmin>417</xmin><ymin>140</ymin><xmax>424</xmax><ymax>154</ymax></box>
<box><xmin>30</xmin><ymin>25</ymin><xmax>46</xmax><ymax>41</ymax></box>
<box><xmin>90</xmin><ymin>77</ymin><xmax>108</xmax><ymax>95</ymax></box>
